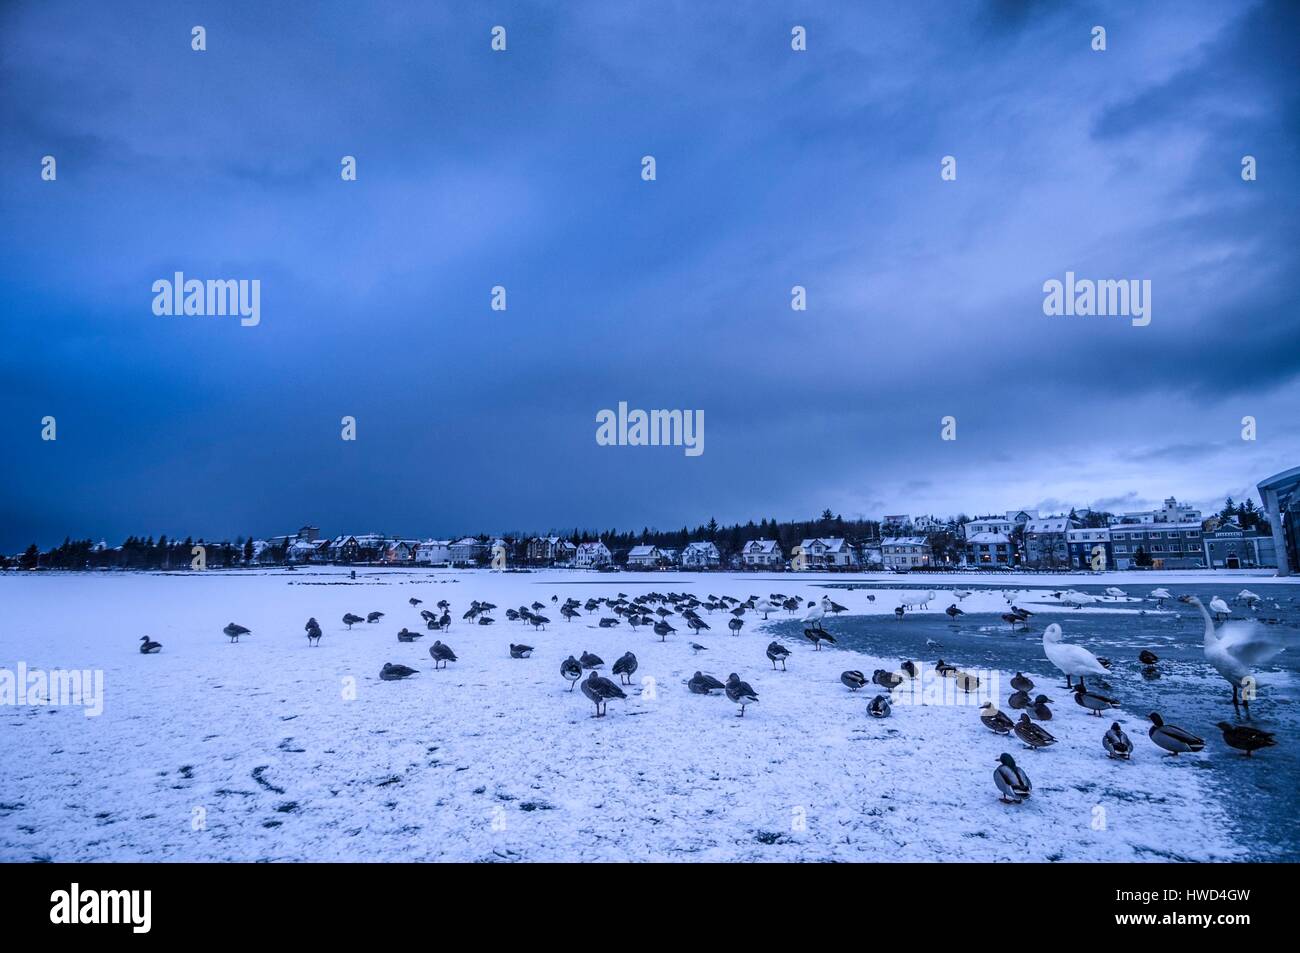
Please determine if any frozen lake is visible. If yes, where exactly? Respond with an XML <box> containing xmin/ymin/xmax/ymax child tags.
<box><xmin>1</xmin><ymin>568</ymin><xmax>1291</xmax><ymax>862</ymax></box>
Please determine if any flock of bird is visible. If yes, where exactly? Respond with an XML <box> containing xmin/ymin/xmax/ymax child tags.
<box><xmin>135</xmin><ymin>581</ymin><xmax>1288</xmax><ymax>804</ymax></box>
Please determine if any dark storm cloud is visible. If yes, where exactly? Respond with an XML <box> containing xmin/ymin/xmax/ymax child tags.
<box><xmin>1</xmin><ymin>0</ymin><xmax>1297</xmax><ymax>550</ymax></box>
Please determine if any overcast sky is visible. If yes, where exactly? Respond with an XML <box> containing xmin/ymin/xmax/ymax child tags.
<box><xmin>2</xmin><ymin>0</ymin><xmax>1298</xmax><ymax>550</ymax></box>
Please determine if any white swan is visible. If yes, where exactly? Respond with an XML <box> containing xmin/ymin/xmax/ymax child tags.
<box><xmin>1180</xmin><ymin>595</ymin><xmax>1289</xmax><ymax>716</ymax></box>
<box><xmin>1236</xmin><ymin>589</ymin><xmax>1260</xmax><ymax>605</ymax></box>
<box><xmin>900</xmin><ymin>591</ymin><xmax>935</xmax><ymax>610</ymax></box>
<box><xmin>754</xmin><ymin>597</ymin><xmax>777</xmax><ymax>619</ymax></box>
<box><xmin>1042</xmin><ymin>623</ymin><xmax>1110</xmax><ymax>691</ymax></box>
<box><xmin>953</xmin><ymin>589</ymin><xmax>972</xmax><ymax>600</ymax></box>
<box><xmin>1105</xmin><ymin>587</ymin><xmax>1127</xmax><ymax>598</ymax></box>
<box><xmin>1209</xmin><ymin>596</ymin><xmax>1231</xmax><ymax>621</ymax></box>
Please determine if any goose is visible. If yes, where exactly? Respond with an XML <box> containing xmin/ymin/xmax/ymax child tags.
<box><xmin>598</xmin><ymin>617</ymin><xmax>619</xmax><ymax>628</ymax></box>
<box><xmin>579</xmin><ymin>651</ymin><xmax>604</xmax><ymax>670</ymax></box>
<box><xmin>428</xmin><ymin>640</ymin><xmax>457</xmax><ymax>669</ymax></box>
<box><xmin>1215</xmin><ymin>722</ymin><xmax>1277</xmax><ymax>757</ymax></box>
<box><xmin>980</xmin><ymin>703</ymin><xmax>1014</xmax><ymax>735</ymax></box>
<box><xmin>803</xmin><ymin>627</ymin><xmax>834</xmax><ymax>650</ymax></box>
<box><xmin>1147</xmin><ymin>712</ymin><xmax>1204</xmax><ymax>755</ymax></box>
<box><xmin>367</xmin><ymin>611</ymin><xmax>384</xmax><ymax>623</ymax></box>
<box><xmin>1180</xmin><ymin>594</ymin><xmax>1288</xmax><ymax>716</ymax></box>
<box><xmin>138</xmin><ymin>635</ymin><xmax>162</xmax><ymax>654</ymax></box>
<box><xmin>1209</xmin><ymin>596</ymin><xmax>1231</xmax><ymax>621</ymax></box>
<box><xmin>1010</xmin><ymin>672</ymin><xmax>1034</xmax><ymax>693</ymax></box>
<box><xmin>223</xmin><ymin>622</ymin><xmax>250</xmax><ymax>643</ymax></box>
<box><xmin>827</xmin><ymin>599</ymin><xmax>849</xmax><ymax>616</ymax></box>
<box><xmin>1138</xmin><ymin>649</ymin><xmax>1159</xmax><ymax>666</ymax></box>
<box><xmin>509</xmin><ymin>643</ymin><xmax>533</xmax><ymax>659</ymax></box>
<box><xmin>725</xmin><ymin>618</ymin><xmax>743</xmax><ymax>636</ymax></box>
<box><xmin>560</xmin><ymin>655</ymin><xmax>583</xmax><ymax>690</ymax></box>
<box><xmin>1072</xmin><ymin>684</ymin><xmax>1119</xmax><ymax>716</ymax></box>
<box><xmin>1042</xmin><ymin>623</ymin><xmax>1109</xmax><ymax>691</ymax></box>
<box><xmin>397</xmin><ymin>627</ymin><xmax>421</xmax><ymax>643</ymax></box>
<box><xmin>341</xmin><ymin>613</ymin><xmax>363</xmax><ymax>630</ymax></box>
<box><xmin>873</xmin><ymin>669</ymin><xmax>904</xmax><ymax>690</ymax></box>
<box><xmin>1102</xmin><ymin>722</ymin><xmax>1132</xmax><ymax>760</ymax></box>
<box><xmin>612</xmin><ymin>652</ymin><xmax>639</xmax><ymax>685</ymax></box>
<box><xmin>725</xmin><ymin>674</ymin><xmax>759</xmax><ymax>717</ymax></box>
<box><xmin>945</xmin><ymin>605</ymin><xmax>964</xmax><ymax>619</ymax></box>
<box><xmin>688</xmin><ymin>671</ymin><xmax>726</xmax><ymax>695</ymax></box>
<box><xmin>655</xmin><ymin>620</ymin><xmax>677</xmax><ymax>641</ymax></box>
<box><xmin>306</xmin><ymin>623</ymin><xmax>321</xmax><ymax>647</ymax></box>
<box><xmin>993</xmin><ymin>753</ymin><xmax>1032</xmax><ymax>803</ymax></box>
<box><xmin>477</xmin><ymin>616</ymin><xmax>496</xmax><ymax>626</ymax></box>
<box><xmin>379</xmin><ymin>662</ymin><xmax>417</xmax><ymax>681</ymax></box>
<box><xmin>409</xmin><ymin>598</ymin><xmax>423</xmax><ymax>606</ymax></box>
<box><xmin>1014</xmin><ymin>714</ymin><xmax>1057</xmax><ymax>750</ymax></box>
<box><xmin>686</xmin><ymin>617</ymin><xmax>709</xmax><ymax>635</ymax></box>
<box><xmin>867</xmin><ymin>694</ymin><xmax>892</xmax><ymax>718</ymax></box>
<box><xmin>529</xmin><ymin>614</ymin><xmax>550</xmax><ymax>630</ymax></box>
<box><xmin>1001</xmin><ymin>613</ymin><xmax>1025</xmax><ymax>630</ymax></box>
<box><xmin>438</xmin><ymin>612</ymin><xmax>452</xmax><ymax>629</ymax></box>
<box><xmin>1027</xmin><ymin>694</ymin><xmax>1054</xmax><ymax>721</ymax></box>
<box><xmin>840</xmin><ymin>670</ymin><xmax>868</xmax><ymax>691</ymax></box>
<box><xmin>582</xmin><ymin>670</ymin><xmax>626</xmax><ymax>718</ymax></box>
<box><xmin>766</xmin><ymin>642</ymin><xmax>791</xmax><ymax>670</ymax></box>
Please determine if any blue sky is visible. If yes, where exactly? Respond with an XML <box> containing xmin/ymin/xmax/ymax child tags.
<box><xmin>2</xmin><ymin>0</ymin><xmax>1298</xmax><ymax>550</ymax></box>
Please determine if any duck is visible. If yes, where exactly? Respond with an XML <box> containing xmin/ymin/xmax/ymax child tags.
<box><xmin>688</xmin><ymin>671</ymin><xmax>726</xmax><ymax>695</ymax></box>
<box><xmin>612</xmin><ymin>651</ymin><xmax>639</xmax><ymax>685</ymax></box>
<box><xmin>724</xmin><ymin>673</ymin><xmax>759</xmax><ymax>717</ymax></box>
<box><xmin>873</xmin><ymin>669</ymin><xmax>904</xmax><ymax>690</ymax></box>
<box><xmin>341</xmin><ymin>613</ymin><xmax>363</xmax><ymax>630</ymax></box>
<box><xmin>1179</xmin><ymin>594</ymin><xmax>1288</xmax><ymax>717</ymax></box>
<box><xmin>306</xmin><ymin>623</ymin><xmax>322</xmax><ymax>646</ymax></box>
<box><xmin>598</xmin><ymin>617</ymin><xmax>619</xmax><ymax>628</ymax></box>
<box><xmin>803</xmin><ymin>627</ymin><xmax>834</xmax><ymax>650</ymax></box>
<box><xmin>1010</xmin><ymin>672</ymin><xmax>1034</xmax><ymax>693</ymax></box>
<box><xmin>894</xmin><ymin>606</ymin><xmax>905</xmax><ymax>621</ymax></box>
<box><xmin>1138</xmin><ymin>649</ymin><xmax>1159</xmax><ymax>666</ymax></box>
<box><xmin>1215</xmin><ymin>722</ymin><xmax>1277</xmax><ymax>757</ymax></box>
<box><xmin>138</xmin><ymin>635</ymin><xmax>162</xmax><ymax>654</ymax></box>
<box><xmin>1027</xmin><ymin>694</ymin><xmax>1054</xmax><ymax>721</ymax></box>
<box><xmin>1072</xmin><ymin>683</ymin><xmax>1119</xmax><ymax>716</ymax></box>
<box><xmin>509</xmin><ymin>643</ymin><xmax>533</xmax><ymax>659</ymax></box>
<box><xmin>946</xmin><ymin>605</ymin><xmax>964</xmax><ymax>619</ymax></box>
<box><xmin>1013</xmin><ymin>713</ymin><xmax>1057</xmax><ymax>750</ymax></box>
<box><xmin>408</xmin><ymin>597</ymin><xmax>423</xmax><ymax>607</ymax></box>
<box><xmin>579</xmin><ymin>650</ymin><xmax>604</xmax><ymax>670</ymax></box>
<box><xmin>867</xmin><ymin>694</ymin><xmax>892</xmax><ymax>718</ymax></box>
<box><xmin>223</xmin><ymin>622</ymin><xmax>251</xmax><ymax>643</ymax></box>
<box><xmin>581</xmin><ymin>670</ymin><xmax>626</xmax><ymax>717</ymax></box>
<box><xmin>1042</xmin><ymin>623</ymin><xmax>1110</xmax><ymax>691</ymax></box>
<box><xmin>367</xmin><ymin>611</ymin><xmax>384</xmax><ymax>623</ymax></box>
<box><xmin>1007</xmin><ymin>690</ymin><xmax>1031</xmax><ymax>710</ymax></box>
<box><xmin>1102</xmin><ymin>722</ymin><xmax>1133</xmax><ymax>760</ymax></box>
<box><xmin>379</xmin><ymin>662</ymin><xmax>417</xmax><ymax>681</ymax></box>
<box><xmin>560</xmin><ymin>655</ymin><xmax>583</xmax><ymax>690</ymax></box>
<box><xmin>900</xmin><ymin>660</ymin><xmax>919</xmax><ymax>679</ymax></box>
<box><xmin>840</xmin><ymin>670</ymin><xmax>868</xmax><ymax>691</ymax></box>
<box><xmin>766</xmin><ymin>641</ymin><xmax>791</xmax><ymax>670</ymax></box>
<box><xmin>934</xmin><ymin>659</ymin><xmax>958</xmax><ymax>677</ymax></box>
<box><xmin>993</xmin><ymin>753</ymin><xmax>1032</xmax><ymax>803</ymax></box>
<box><xmin>980</xmin><ymin>703</ymin><xmax>1014</xmax><ymax>735</ymax></box>
<box><xmin>428</xmin><ymin>640</ymin><xmax>457</xmax><ymax>669</ymax></box>
<box><xmin>1147</xmin><ymin>713</ymin><xmax>1204</xmax><ymax>755</ymax></box>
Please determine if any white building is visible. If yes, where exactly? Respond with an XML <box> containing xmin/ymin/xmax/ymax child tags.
<box><xmin>913</xmin><ymin>515</ymin><xmax>945</xmax><ymax>533</ymax></box>
<box><xmin>626</xmin><ymin>544</ymin><xmax>661</xmax><ymax>568</ymax></box>
<box><xmin>798</xmin><ymin>537</ymin><xmax>855</xmax><ymax>569</ymax></box>
<box><xmin>1110</xmin><ymin>496</ymin><xmax>1202</xmax><ymax>526</ymax></box>
<box><xmin>741</xmin><ymin>538</ymin><xmax>783</xmax><ymax>568</ymax></box>
<box><xmin>449</xmin><ymin>537</ymin><xmax>488</xmax><ymax>565</ymax></box>
<box><xmin>963</xmin><ymin>516</ymin><xmax>1014</xmax><ymax>539</ymax></box>
<box><xmin>415</xmin><ymin>540</ymin><xmax>451</xmax><ymax>565</ymax></box>
<box><xmin>680</xmin><ymin>541</ymin><xmax>721</xmax><ymax>569</ymax></box>
<box><xmin>575</xmin><ymin>541</ymin><xmax>612</xmax><ymax>569</ymax></box>
<box><xmin>881</xmin><ymin>536</ymin><xmax>932</xmax><ymax>569</ymax></box>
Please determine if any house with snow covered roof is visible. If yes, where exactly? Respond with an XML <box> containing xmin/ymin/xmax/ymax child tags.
<box><xmin>626</xmin><ymin>544</ymin><xmax>662</xmax><ymax>568</ymax></box>
<box><xmin>881</xmin><ymin>536</ymin><xmax>932</xmax><ymax>569</ymax></box>
<box><xmin>798</xmin><ymin>537</ymin><xmax>855</xmax><ymax>569</ymax></box>
<box><xmin>680</xmin><ymin>540</ymin><xmax>721</xmax><ymax>569</ymax></box>
<box><xmin>963</xmin><ymin>532</ymin><xmax>1013</xmax><ymax>567</ymax></box>
<box><xmin>1023</xmin><ymin>516</ymin><xmax>1078</xmax><ymax>567</ymax></box>
<box><xmin>741</xmin><ymin>538</ymin><xmax>783</xmax><ymax>568</ymax></box>
<box><xmin>575</xmin><ymin>541</ymin><xmax>611</xmax><ymax>569</ymax></box>
<box><xmin>414</xmin><ymin>540</ymin><xmax>451</xmax><ymax>565</ymax></box>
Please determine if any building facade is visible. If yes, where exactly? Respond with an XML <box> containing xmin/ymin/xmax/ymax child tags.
<box><xmin>680</xmin><ymin>541</ymin><xmax>721</xmax><ymax>569</ymax></box>
<box><xmin>1110</xmin><ymin>520</ymin><xmax>1204</xmax><ymax>569</ymax></box>
<box><xmin>1067</xmin><ymin>526</ymin><xmax>1112</xmax><ymax>570</ymax></box>
<box><xmin>575</xmin><ymin>541</ymin><xmax>612</xmax><ymax>569</ymax></box>
<box><xmin>881</xmin><ymin>536</ymin><xmax>932</xmax><ymax>569</ymax></box>
<box><xmin>741</xmin><ymin>538</ymin><xmax>783</xmax><ymax>568</ymax></box>
<box><xmin>1203</xmin><ymin>521</ymin><xmax>1277</xmax><ymax>569</ymax></box>
<box><xmin>1022</xmin><ymin>517</ymin><xmax>1077</xmax><ymax>568</ymax></box>
<box><xmin>964</xmin><ymin>532</ymin><xmax>1013</xmax><ymax>567</ymax></box>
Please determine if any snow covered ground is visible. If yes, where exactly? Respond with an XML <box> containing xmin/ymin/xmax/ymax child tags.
<box><xmin>0</xmin><ymin>568</ymin><xmax>1250</xmax><ymax>862</ymax></box>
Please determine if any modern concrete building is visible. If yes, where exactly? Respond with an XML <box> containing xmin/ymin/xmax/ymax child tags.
<box><xmin>1258</xmin><ymin>466</ymin><xmax>1300</xmax><ymax>576</ymax></box>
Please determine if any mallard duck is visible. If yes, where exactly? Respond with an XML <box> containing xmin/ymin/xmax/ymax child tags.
<box><xmin>1215</xmin><ymin>722</ymin><xmax>1277</xmax><ymax>757</ymax></box>
<box><xmin>1028</xmin><ymin>694</ymin><xmax>1054</xmax><ymax>721</ymax></box>
<box><xmin>1073</xmin><ymin>683</ymin><xmax>1119</xmax><ymax>716</ymax></box>
<box><xmin>980</xmin><ymin>703</ymin><xmax>1014</xmax><ymax>734</ymax></box>
<box><xmin>873</xmin><ymin>669</ymin><xmax>904</xmax><ymax>690</ymax></box>
<box><xmin>901</xmin><ymin>660</ymin><xmax>918</xmax><ymax>678</ymax></box>
<box><xmin>1014</xmin><ymin>713</ymin><xmax>1057</xmax><ymax>750</ymax></box>
<box><xmin>138</xmin><ymin>635</ymin><xmax>162</xmax><ymax>654</ymax></box>
<box><xmin>766</xmin><ymin>642</ymin><xmax>791</xmax><ymax>670</ymax></box>
<box><xmin>840</xmin><ymin>670</ymin><xmax>868</xmax><ymax>691</ymax></box>
<box><xmin>725</xmin><ymin>673</ymin><xmax>759</xmax><ymax>717</ymax></box>
<box><xmin>1138</xmin><ymin>649</ymin><xmax>1159</xmax><ymax>665</ymax></box>
<box><xmin>934</xmin><ymin>659</ymin><xmax>958</xmax><ymax>677</ymax></box>
<box><xmin>1147</xmin><ymin>712</ymin><xmax>1204</xmax><ymax>755</ymax></box>
<box><xmin>1010</xmin><ymin>672</ymin><xmax>1034</xmax><ymax>693</ymax></box>
<box><xmin>993</xmin><ymin>753</ymin><xmax>1031</xmax><ymax>803</ymax></box>
<box><xmin>1008</xmin><ymin>690</ymin><xmax>1031</xmax><ymax>710</ymax></box>
<box><xmin>867</xmin><ymin>694</ymin><xmax>892</xmax><ymax>718</ymax></box>
<box><xmin>1103</xmin><ymin>722</ymin><xmax>1132</xmax><ymax>760</ymax></box>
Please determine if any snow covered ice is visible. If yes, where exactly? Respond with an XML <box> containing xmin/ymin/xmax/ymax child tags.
<box><xmin>0</xmin><ymin>568</ymin><xmax>1269</xmax><ymax>862</ymax></box>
